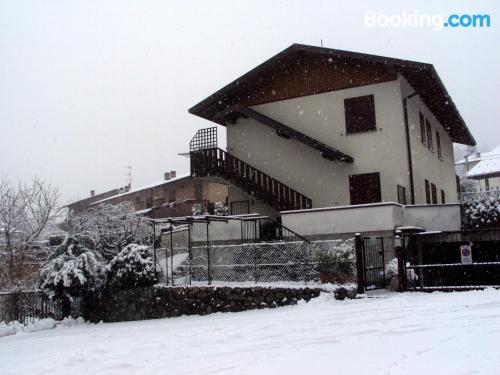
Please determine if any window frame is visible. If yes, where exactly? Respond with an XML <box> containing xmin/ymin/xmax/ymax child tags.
<box><xmin>344</xmin><ymin>94</ymin><xmax>376</xmax><ymax>135</ymax></box>
<box><xmin>431</xmin><ymin>182</ymin><xmax>437</xmax><ymax>204</ymax></box>
<box><xmin>441</xmin><ymin>189</ymin><xmax>446</xmax><ymax>204</ymax></box>
<box><xmin>436</xmin><ymin>131</ymin><xmax>442</xmax><ymax>158</ymax></box>
<box><xmin>397</xmin><ymin>185</ymin><xmax>407</xmax><ymax>205</ymax></box>
<box><xmin>425</xmin><ymin>179</ymin><xmax>431</xmax><ymax>204</ymax></box>
<box><xmin>349</xmin><ymin>172</ymin><xmax>382</xmax><ymax>205</ymax></box>
<box><xmin>426</xmin><ymin>119</ymin><xmax>434</xmax><ymax>150</ymax></box>
<box><xmin>419</xmin><ymin>112</ymin><xmax>426</xmax><ymax>145</ymax></box>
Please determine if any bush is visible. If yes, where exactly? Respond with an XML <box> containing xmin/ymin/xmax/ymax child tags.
<box><xmin>315</xmin><ymin>248</ymin><xmax>354</xmax><ymax>283</ymax></box>
<box><xmin>462</xmin><ymin>195</ymin><xmax>500</xmax><ymax>229</ymax></box>
<box><xmin>40</xmin><ymin>234</ymin><xmax>106</xmax><ymax>297</ymax></box>
<box><xmin>106</xmin><ymin>244</ymin><xmax>157</xmax><ymax>290</ymax></box>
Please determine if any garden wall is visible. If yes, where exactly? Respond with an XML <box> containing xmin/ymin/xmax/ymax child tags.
<box><xmin>84</xmin><ymin>285</ymin><xmax>321</xmax><ymax>323</ymax></box>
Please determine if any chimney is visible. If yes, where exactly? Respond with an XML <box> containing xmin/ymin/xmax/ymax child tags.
<box><xmin>124</xmin><ymin>185</ymin><xmax>130</xmax><ymax>192</ymax></box>
<box><xmin>90</xmin><ymin>190</ymin><xmax>95</xmax><ymax>197</ymax></box>
<box><xmin>164</xmin><ymin>172</ymin><xmax>171</xmax><ymax>180</ymax></box>
<box><xmin>170</xmin><ymin>170</ymin><xmax>176</xmax><ymax>178</ymax></box>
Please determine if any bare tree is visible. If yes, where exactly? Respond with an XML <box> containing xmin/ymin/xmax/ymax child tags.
<box><xmin>0</xmin><ymin>177</ymin><xmax>61</xmax><ymax>290</ymax></box>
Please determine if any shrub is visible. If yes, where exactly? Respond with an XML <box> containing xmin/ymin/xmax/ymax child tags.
<box><xmin>315</xmin><ymin>248</ymin><xmax>354</xmax><ymax>283</ymax></box>
<box><xmin>106</xmin><ymin>244</ymin><xmax>157</xmax><ymax>290</ymax></box>
<box><xmin>462</xmin><ymin>195</ymin><xmax>500</xmax><ymax>229</ymax></box>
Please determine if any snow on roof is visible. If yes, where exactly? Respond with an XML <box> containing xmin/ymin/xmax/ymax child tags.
<box><xmin>92</xmin><ymin>173</ymin><xmax>191</xmax><ymax>205</ymax></box>
<box><xmin>466</xmin><ymin>148</ymin><xmax>500</xmax><ymax>178</ymax></box>
<box><xmin>455</xmin><ymin>144</ymin><xmax>500</xmax><ymax>165</ymax></box>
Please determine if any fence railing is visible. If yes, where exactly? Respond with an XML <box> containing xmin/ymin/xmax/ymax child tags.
<box><xmin>460</xmin><ymin>189</ymin><xmax>500</xmax><ymax>202</ymax></box>
<box><xmin>155</xmin><ymin>238</ymin><xmax>356</xmax><ymax>287</ymax></box>
<box><xmin>0</xmin><ymin>291</ymin><xmax>82</xmax><ymax>323</ymax></box>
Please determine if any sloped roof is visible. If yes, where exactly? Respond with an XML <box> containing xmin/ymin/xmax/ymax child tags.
<box><xmin>467</xmin><ymin>146</ymin><xmax>500</xmax><ymax>178</ymax></box>
<box><xmin>189</xmin><ymin>44</ymin><xmax>475</xmax><ymax>146</ymax></box>
<box><xmin>456</xmin><ymin>144</ymin><xmax>500</xmax><ymax>165</ymax></box>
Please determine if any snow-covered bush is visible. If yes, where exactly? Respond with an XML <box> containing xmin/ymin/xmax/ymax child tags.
<box><xmin>192</xmin><ymin>203</ymin><xmax>208</xmax><ymax>216</ymax></box>
<box><xmin>384</xmin><ymin>258</ymin><xmax>417</xmax><ymax>282</ymax></box>
<box><xmin>40</xmin><ymin>234</ymin><xmax>106</xmax><ymax>297</ymax></box>
<box><xmin>315</xmin><ymin>246</ymin><xmax>355</xmax><ymax>283</ymax></box>
<box><xmin>214</xmin><ymin>202</ymin><xmax>229</xmax><ymax>216</ymax></box>
<box><xmin>106</xmin><ymin>244</ymin><xmax>157</xmax><ymax>290</ymax></box>
<box><xmin>462</xmin><ymin>195</ymin><xmax>500</xmax><ymax>229</ymax></box>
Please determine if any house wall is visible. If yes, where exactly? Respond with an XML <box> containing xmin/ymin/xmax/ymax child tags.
<box><xmin>227</xmin><ymin>79</ymin><xmax>409</xmax><ymax>209</ymax></box>
<box><xmin>399</xmin><ymin>75</ymin><xmax>458</xmax><ymax>204</ymax></box>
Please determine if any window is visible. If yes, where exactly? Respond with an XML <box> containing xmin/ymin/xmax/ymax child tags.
<box><xmin>441</xmin><ymin>189</ymin><xmax>446</xmax><ymax>204</ymax></box>
<box><xmin>168</xmin><ymin>189</ymin><xmax>176</xmax><ymax>202</ymax></box>
<box><xmin>344</xmin><ymin>94</ymin><xmax>376</xmax><ymax>134</ymax></box>
<box><xmin>419</xmin><ymin>112</ymin><xmax>426</xmax><ymax>144</ymax></box>
<box><xmin>230</xmin><ymin>200</ymin><xmax>250</xmax><ymax>215</ymax></box>
<box><xmin>425</xmin><ymin>179</ymin><xmax>431</xmax><ymax>204</ymax></box>
<box><xmin>349</xmin><ymin>172</ymin><xmax>381</xmax><ymax>205</ymax></box>
<box><xmin>426</xmin><ymin>119</ymin><xmax>433</xmax><ymax>150</ymax></box>
<box><xmin>436</xmin><ymin>131</ymin><xmax>442</xmax><ymax>158</ymax></box>
<box><xmin>397</xmin><ymin>185</ymin><xmax>407</xmax><ymax>205</ymax></box>
<box><xmin>194</xmin><ymin>183</ymin><xmax>203</xmax><ymax>200</ymax></box>
<box><xmin>431</xmin><ymin>183</ymin><xmax>437</xmax><ymax>204</ymax></box>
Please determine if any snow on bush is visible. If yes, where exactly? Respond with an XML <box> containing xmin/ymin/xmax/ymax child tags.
<box><xmin>40</xmin><ymin>234</ymin><xmax>106</xmax><ymax>297</ymax></box>
<box><xmin>214</xmin><ymin>202</ymin><xmax>229</xmax><ymax>216</ymax></box>
<box><xmin>384</xmin><ymin>258</ymin><xmax>418</xmax><ymax>282</ymax></box>
<box><xmin>106</xmin><ymin>244</ymin><xmax>157</xmax><ymax>290</ymax></box>
<box><xmin>192</xmin><ymin>203</ymin><xmax>208</xmax><ymax>216</ymax></box>
<box><xmin>0</xmin><ymin>318</ymin><xmax>56</xmax><ymax>338</ymax></box>
<box><xmin>462</xmin><ymin>195</ymin><xmax>500</xmax><ymax>229</ymax></box>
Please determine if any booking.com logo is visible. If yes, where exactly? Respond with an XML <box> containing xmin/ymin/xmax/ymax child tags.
<box><xmin>365</xmin><ymin>10</ymin><xmax>491</xmax><ymax>31</ymax></box>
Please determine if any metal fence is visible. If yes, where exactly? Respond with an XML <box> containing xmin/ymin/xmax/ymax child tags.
<box><xmin>155</xmin><ymin>237</ymin><xmax>356</xmax><ymax>286</ymax></box>
<box><xmin>0</xmin><ymin>291</ymin><xmax>82</xmax><ymax>323</ymax></box>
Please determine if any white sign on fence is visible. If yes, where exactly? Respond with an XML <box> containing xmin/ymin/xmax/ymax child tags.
<box><xmin>460</xmin><ymin>244</ymin><xmax>473</xmax><ymax>264</ymax></box>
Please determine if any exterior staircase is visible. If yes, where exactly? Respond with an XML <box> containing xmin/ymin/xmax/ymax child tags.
<box><xmin>190</xmin><ymin>148</ymin><xmax>312</xmax><ymax>211</ymax></box>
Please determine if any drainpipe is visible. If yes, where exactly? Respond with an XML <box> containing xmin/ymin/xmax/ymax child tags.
<box><xmin>403</xmin><ymin>92</ymin><xmax>418</xmax><ymax>205</ymax></box>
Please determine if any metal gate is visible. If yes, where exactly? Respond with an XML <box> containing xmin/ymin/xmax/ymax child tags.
<box><xmin>362</xmin><ymin>237</ymin><xmax>385</xmax><ymax>289</ymax></box>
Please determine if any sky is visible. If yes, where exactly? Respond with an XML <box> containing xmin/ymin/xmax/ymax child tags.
<box><xmin>0</xmin><ymin>0</ymin><xmax>498</xmax><ymax>204</ymax></box>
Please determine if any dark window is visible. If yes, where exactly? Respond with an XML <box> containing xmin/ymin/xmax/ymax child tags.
<box><xmin>349</xmin><ymin>172</ymin><xmax>381</xmax><ymax>205</ymax></box>
<box><xmin>168</xmin><ymin>189</ymin><xmax>176</xmax><ymax>202</ymax></box>
<box><xmin>145</xmin><ymin>197</ymin><xmax>153</xmax><ymax>208</ymax></box>
<box><xmin>425</xmin><ymin>179</ymin><xmax>431</xmax><ymax>204</ymax></box>
<box><xmin>194</xmin><ymin>183</ymin><xmax>203</xmax><ymax>201</ymax></box>
<box><xmin>344</xmin><ymin>95</ymin><xmax>376</xmax><ymax>134</ymax></box>
<box><xmin>397</xmin><ymin>185</ymin><xmax>407</xmax><ymax>205</ymax></box>
<box><xmin>431</xmin><ymin>183</ymin><xmax>437</xmax><ymax>204</ymax></box>
<box><xmin>436</xmin><ymin>131</ymin><xmax>442</xmax><ymax>158</ymax></box>
<box><xmin>441</xmin><ymin>189</ymin><xmax>446</xmax><ymax>204</ymax></box>
<box><xmin>426</xmin><ymin>120</ymin><xmax>433</xmax><ymax>150</ymax></box>
<box><xmin>419</xmin><ymin>112</ymin><xmax>426</xmax><ymax>144</ymax></box>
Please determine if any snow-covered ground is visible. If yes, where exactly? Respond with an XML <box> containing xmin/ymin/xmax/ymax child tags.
<box><xmin>1</xmin><ymin>289</ymin><xmax>500</xmax><ymax>374</ymax></box>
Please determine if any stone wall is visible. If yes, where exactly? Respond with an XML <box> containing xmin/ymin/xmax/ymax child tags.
<box><xmin>84</xmin><ymin>286</ymin><xmax>321</xmax><ymax>323</ymax></box>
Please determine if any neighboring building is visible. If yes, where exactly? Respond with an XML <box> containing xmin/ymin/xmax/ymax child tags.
<box><xmin>188</xmin><ymin>44</ymin><xmax>476</xmax><ymax>218</ymax></box>
<box><xmin>464</xmin><ymin>145</ymin><xmax>500</xmax><ymax>191</ymax></box>
<box><xmin>67</xmin><ymin>171</ymin><xmax>229</xmax><ymax>218</ymax></box>
<box><xmin>66</xmin><ymin>187</ymin><xmax>124</xmax><ymax>213</ymax></box>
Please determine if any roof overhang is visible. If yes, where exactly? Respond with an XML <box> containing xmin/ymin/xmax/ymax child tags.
<box><xmin>189</xmin><ymin>44</ymin><xmax>475</xmax><ymax>146</ymax></box>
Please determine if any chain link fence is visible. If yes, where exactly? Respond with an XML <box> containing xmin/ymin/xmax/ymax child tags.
<box><xmin>155</xmin><ymin>234</ymin><xmax>356</xmax><ymax>287</ymax></box>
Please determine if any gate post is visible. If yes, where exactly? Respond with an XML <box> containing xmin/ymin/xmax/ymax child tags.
<box><xmin>395</xmin><ymin>230</ymin><xmax>407</xmax><ymax>292</ymax></box>
<box><xmin>355</xmin><ymin>233</ymin><xmax>365</xmax><ymax>294</ymax></box>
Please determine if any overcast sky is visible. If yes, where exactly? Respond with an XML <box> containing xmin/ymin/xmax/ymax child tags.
<box><xmin>1</xmin><ymin>0</ymin><xmax>498</xmax><ymax>203</ymax></box>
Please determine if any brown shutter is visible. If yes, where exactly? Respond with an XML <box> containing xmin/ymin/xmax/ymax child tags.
<box><xmin>431</xmin><ymin>183</ymin><xmax>437</xmax><ymax>204</ymax></box>
<box><xmin>419</xmin><ymin>112</ymin><xmax>426</xmax><ymax>144</ymax></box>
<box><xmin>344</xmin><ymin>95</ymin><xmax>376</xmax><ymax>134</ymax></box>
<box><xmin>349</xmin><ymin>172</ymin><xmax>381</xmax><ymax>205</ymax></box>
<box><xmin>425</xmin><ymin>179</ymin><xmax>431</xmax><ymax>204</ymax></box>
<box><xmin>441</xmin><ymin>189</ymin><xmax>446</xmax><ymax>204</ymax></box>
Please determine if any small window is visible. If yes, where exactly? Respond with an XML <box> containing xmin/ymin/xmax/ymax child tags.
<box><xmin>349</xmin><ymin>172</ymin><xmax>381</xmax><ymax>205</ymax></box>
<box><xmin>441</xmin><ymin>189</ymin><xmax>446</xmax><ymax>204</ymax></box>
<box><xmin>425</xmin><ymin>179</ymin><xmax>431</xmax><ymax>204</ymax></box>
<box><xmin>397</xmin><ymin>185</ymin><xmax>407</xmax><ymax>205</ymax></box>
<box><xmin>419</xmin><ymin>112</ymin><xmax>426</xmax><ymax>144</ymax></box>
<box><xmin>168</xmin><ymin>189</ymin><xmax>176</xmax><ymax>202</ymax></box>
<box><xmin>344</xmin><ymin>95</ymin><xmax>376</xmax><ymax>134</ymax></box>
<box><xmin>436</xmin><ymin>131</ymin><xmax>442</xmax><ymax>158</ymax></box>
<box><xmin>426</xmin><ymin>120</ymin><xmax>433</xmax><ymax>150</ymax></box>
<box><xmin>431</xmin><ymin>183</ymin><xmax>437</xmax><ymax>204</ymax></box>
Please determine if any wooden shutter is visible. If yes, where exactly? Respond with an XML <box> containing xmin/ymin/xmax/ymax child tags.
<box><xmin>425</xmin><ymin>179</ymin><xmax>431</xmax><ymax>204</ymax></box>
<box><xmin>397</xmin><ymin>185</ymin><xmax>407</xmax><ymax>205</ymax></box>
<box><xmin>441</xmin><ymin>189</ymin><xmax>446</xmax><ymax>204</ymax></box>
<box><xmin>344</xmin><ymin>95</ymin><xmax>376</xmax><ymax>134</ymax></box>
<box><xmin>426</xmin><ymin>120</ymin><xmax>433</xmax><ymax>150</ymax></box>
<box><xmin>431</xmin><ymin>183</ymin><xmax>437</xmax><ymax>204</ymax></box>
<box><xmin>419</xmin><ymin>112</ymin><xmax>426</xmax><ymax>144</ymax></box>
<box><xmin>436</xmin><ymin>131</ymin><xmax>442</xmax><ymax>158</ymax></box>
<box><xmin>349</xmin><ymin>172</ymin><xmax>381</xmax><ymax>205</ymax></box>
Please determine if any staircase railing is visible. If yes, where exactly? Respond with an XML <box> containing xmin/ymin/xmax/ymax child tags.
<box><xmin>191</xmin><ymin>148</ymin><xmax>312</xmax><ymax>211</ymax></box>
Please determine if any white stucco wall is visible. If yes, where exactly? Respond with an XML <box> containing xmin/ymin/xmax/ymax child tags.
<box><xmin>399</xmin><ymin>75</ymin><xmax>459</xmax><ymax>204</ymax></box>
<box><xmin>404</xmin><ymin>204</ymin><xmax>461</xmax><ymax>231</ymax></box>
<box><xmin>227</xmin><ymin>79</ymin><xmax>409</xmax><ymax>208</ymax></box>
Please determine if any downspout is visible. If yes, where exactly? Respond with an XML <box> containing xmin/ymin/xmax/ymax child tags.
<box><xmin>403</xmin><ymin>92</ymin><xmax>418</xmax><ymax>205</ymax></box>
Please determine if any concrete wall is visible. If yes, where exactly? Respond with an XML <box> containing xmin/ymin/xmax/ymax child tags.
<box><xmin>281</xmin><ymin>203</ymin><xmax>461</xmax><ymax>237</ymax></box>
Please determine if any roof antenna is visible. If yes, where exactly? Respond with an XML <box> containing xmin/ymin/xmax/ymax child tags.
<box><xmin>320</xmin><ymin>39</ymin><xmax>323</xmax><ymax>47</ymax></box>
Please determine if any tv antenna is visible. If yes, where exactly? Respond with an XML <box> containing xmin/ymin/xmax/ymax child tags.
<box><xmin>125</xmin><ymin>166</ymin><xmax>132</xmax><ymax>189</ymax></box>
<box><xmin>320</xmin><ymin>39</ymin><xmax>323</xmax><ymax>47</ymax></box>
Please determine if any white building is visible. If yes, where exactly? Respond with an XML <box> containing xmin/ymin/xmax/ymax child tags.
<box><xmin>456</xmin><ymin>144</ymin><xmax>500</xmax><ymax>191</ymax></box>
<box><xmin>188</xmin><ymin>44</ymin><xmax>475</xmax><ymax>224</ymax></box>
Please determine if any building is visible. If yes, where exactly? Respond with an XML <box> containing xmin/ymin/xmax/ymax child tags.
<box><xmin>66</xmin><ymin>187</ymin><xmax>124</xmax><ymax>213</ymax></box>
<box><xmin>455</xmin><ymin>144</ymin><xmax>500</xmax><ymax>191</ymax></box>
<box><xmin>188</xmin><ymin>44</ymin><xmax>476</xmax><ymax>219</ymax></box>
<box><xmin>67</xmin><ymin>171</ymin><xmax>229</xmax><ymax>218</ymax></box>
